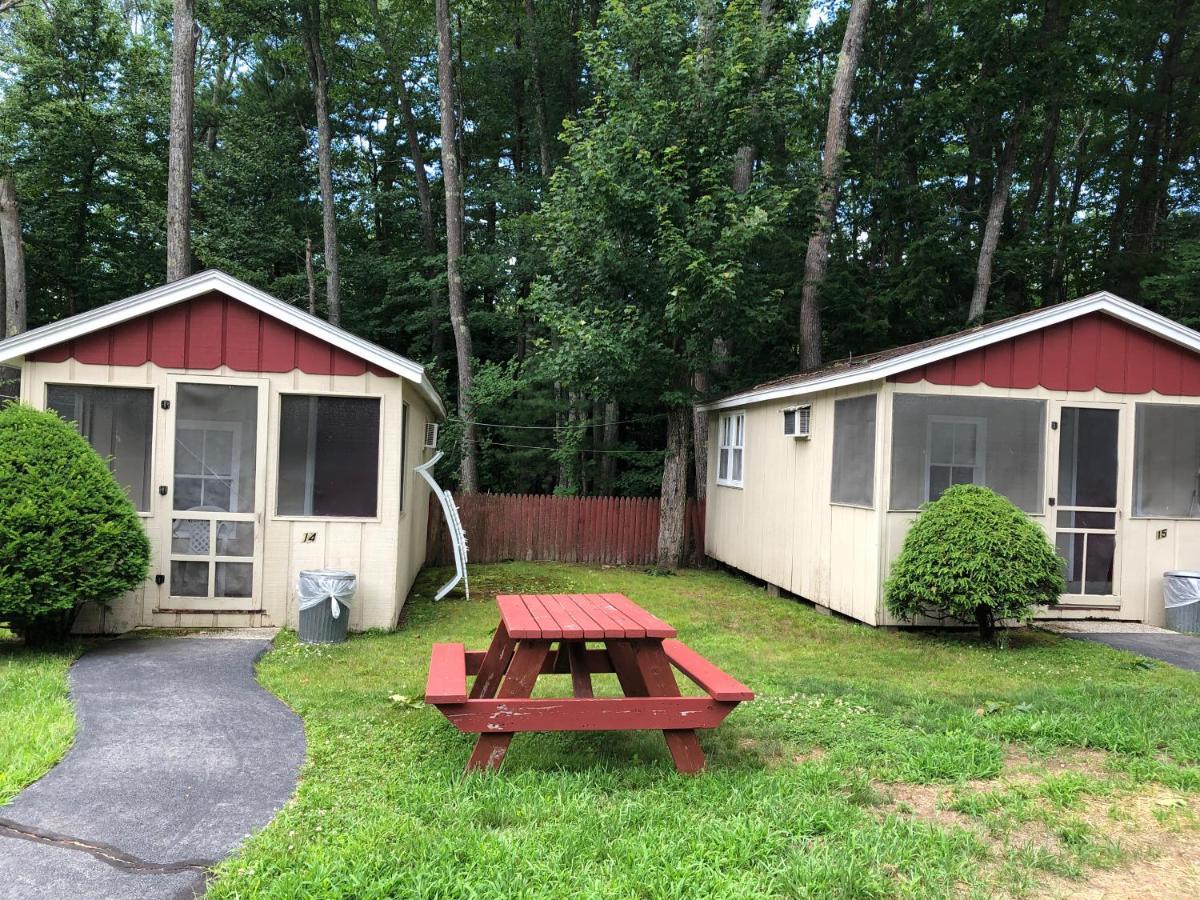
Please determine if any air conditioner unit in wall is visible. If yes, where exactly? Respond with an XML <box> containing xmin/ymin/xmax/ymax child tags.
<box><xmin>783</xmin><ymin>404</ymin><xmax>812</xmax><ymax>439</ymax></box>
<box><xmin>423</xmin><ymin>422</ymin><xmax>440</xmax><ymax>449</ymax></box>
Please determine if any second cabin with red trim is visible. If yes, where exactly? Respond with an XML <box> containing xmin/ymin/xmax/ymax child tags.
<box><xmin>698</xmin><ymin>291</ymin><xmax>1200</xmax><ymax>628</ymax></box>
<box><xmin>0</xmin><ymin>270</ymin><xmax>446</xmax><ymax>634</ymax></box>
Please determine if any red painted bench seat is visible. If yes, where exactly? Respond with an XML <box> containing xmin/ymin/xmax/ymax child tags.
<box><xmin>425</xmin><ymin>642</ymin><xmax>468</xmax><ymax>704</ymax></box>
<box><xmin>662</xmin><ymin>639</ymin><xmax>754</xmax><ymax>702</ymax></box>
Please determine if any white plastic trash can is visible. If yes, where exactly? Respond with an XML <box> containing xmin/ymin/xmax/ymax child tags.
<box><xmin>298</xmin><ymin>569</ymin><xmax>356</xmax><ymax>643</ymax></box>
<box><xmin>1163</xmin><ymin>571</ymin><xmax>1200</xmax><ymax>634</ymax></box>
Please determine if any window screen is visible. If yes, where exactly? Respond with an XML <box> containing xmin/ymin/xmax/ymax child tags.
<box><xmin>890</xmin><ymin>394</ymin><xmax>1045</xmax><ymax>512</ymax></box>
<box><xmin>278</xmin><ymin>396</ymin><xmax>381</xmax><ymax>517</ymax></box>
<box><xmin>831</xmin><ymin>394</ymin><xmax>876</xmax><ymax>506</ymax></box>
<box><xmin>1134</xmin><ymin>404</ymin><xmax>1200</xmax><ymax>517</ymax></box>
<box><xmin>47</xmin><ymin>384</ymin><xmax>154</xmax><ymax>511</ymax></box>
<box><xmin>174</xmin><ymin>383</ymin><xmax>258</xmax><ymax>514</ymax></box>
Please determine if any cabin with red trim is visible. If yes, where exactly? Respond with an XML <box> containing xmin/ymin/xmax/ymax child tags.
<box><xmin>698</xmin><ymin>292</ymin><xmax>1200</xmax><ymax>628</ymax></box>
<box><xmin>0</xmin><ymin>270</ymin><xmax>446</xmax><ymax>634</ymax></box>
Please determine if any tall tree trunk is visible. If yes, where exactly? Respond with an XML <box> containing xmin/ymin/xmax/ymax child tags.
<box><xmin>1127</xmin><ymin>0</ymin><xmax>1194</xmax><ymax>257</ymax></box>
<box><xmin>1046</xmin><ymin>120</ymin><xmax>1096</xmax><ymax>303</ymax></box>
<box><xmin>1047</xmin><ymin>164</ymin><xmax>1086</xmax><ymax>303</ymax></box>
<box><xmin>203</xmin><ymin>41</ymin><xmax>238</xmax><ymax>152</ymax></box>
<box><xmin>600</xmin><ymin>400</ymin><xmax>618</xmax><ymax>494</ymax></box>
<box><xmin>798</xmin><ymin>0</ymin><xmax>871</xmax><ymax>370</ymax></box>
<box><xmin>523</xmin><ymin>0</ymin><xmax>552</xmax><ymax>177</ymax></box>
<box><xmin>436</xmin><ymin>0</ymin><xmax>478</xmax><ymax>493</ymax></box>
<box><xmin>656</xmin><ymin>405</ymin><xmax>691</xmax><ymax>570</ymax></box>
<box><xmin>368</xmin><ymin>0</ymin><xmax>436</xmax><ymax>253</ymax></box>
<box><xmin>731</xmin><ymin>0</ymin><xmax>775</xmax><ymax>193</ymax></box>
<box><xmin>397</xmin><ymin>74</ymin><xmax>437</xmax><ymax>253</ymax></box>
<box><xmin>305</xmin><ymin>237</ymin><xmax>317</xmax><ymax>314</ymax></box>
<box><xmin>1018</xmin><ymin>102</ymin><xmax>1059</xmax><ymax>231</ymax></box>
<box><xmin>301</xmin><ymin>2</ymin><xmax>340</xmax><ymax>326</ymax></box>
<box><xmin>967</xmin><ymin>116</ymin><xmax>1024</xmax><ymax>322</ymax></box>
<box><xmin>0</xmin><ymin>223</ymin><xmax>5</xmax><ymax>337</ymax></box>
<box><xmin>691</xmin><ymin>370</ymin><xmax>708</xmax><ymax>502</ymax></box>
<box><xmin>0</xmin><ymin>176</ymin><xmax>27</xmax><ymax>337</ymax></box>
<box><xmin>166</xmin><ymin>0</ymin><xmax>196</xmax><ymax>282</ymax></box>
<box><xmin>591</xmin><ymin>399</ymin><xmax>603</xmax><ymax>494</ymax></box>
<box><xmin>0</xmin><ymin>193</ymin><xmax>12</xmax><ymax>399</ymax></box>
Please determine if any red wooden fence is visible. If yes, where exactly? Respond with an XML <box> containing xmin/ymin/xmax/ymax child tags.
<box><xmin>426</xmin><ymin>494</ymin><xmax>706</xmax><ymax>567</ymax></box>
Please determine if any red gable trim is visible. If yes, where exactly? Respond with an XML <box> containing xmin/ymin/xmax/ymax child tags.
<box><xmin>890</xmin><ymin>312</ymin><xmax>1200</xmax><ymax>395</ymax></box>
<box><xmin>29</xmin><ymin>291</ymin><xmax>396</xmax><ymax>378</ymax></box>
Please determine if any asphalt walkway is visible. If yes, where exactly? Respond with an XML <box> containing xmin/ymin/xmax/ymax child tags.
<box><xmin>0</xmin><ymin>637</ymin><xmax>305</xmax><ymax>899</ymax></box>
<box><xmin>1062</xmin><ymin>630</ymin><xmax>1200</xmax><ymax>672</ymax></box>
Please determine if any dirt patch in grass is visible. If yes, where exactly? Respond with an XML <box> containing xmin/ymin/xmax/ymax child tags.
<box><xmin>882</xmin><ymin>782</ymin><xmax>976</xmax><ymax>830</ymax></box>
<box><xmin>733</xmin><ymin>735</ymin><xmax>825</xmax><ymax>768</ymax></box>
<box><xmin>871</xmin><ymin>746</ymin><xmax>1199</xmax><ymax>897</ymax></box>
<box><xmin>1035</xmin><ymin>790</ymin><xmax>1200</xmax><ymax>898</ymax></box>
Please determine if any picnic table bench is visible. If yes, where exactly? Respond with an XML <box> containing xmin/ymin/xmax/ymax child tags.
<box><xmin>425</xmin><ymin>593</ymin><xmax>753</xmax><ymax>774</ymax></box>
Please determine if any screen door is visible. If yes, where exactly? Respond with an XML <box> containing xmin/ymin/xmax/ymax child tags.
<box><xmin>165</xmin><ymin>380</ymin><xmax>265</xmax><ymax>608</ymax></box>
<box><xmin>1053</xmin><ymin>406</ymin><xmax>1121</xmax><ymax>602</ymax></box>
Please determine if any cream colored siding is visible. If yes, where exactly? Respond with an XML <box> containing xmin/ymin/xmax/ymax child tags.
<box><xmin>879</xmin><ymin>380</ymin><xmax>1200</xmax><ymax>627</ymax></box>
<box><xmin>704</xmin><ymin>383</ymin><xmax>885</xmax><ymax>625</ymax></box>
<box><xmin>708</xmin><ymin>375</ymin><xmax>1200</xmax><ymax>627</ymax></box>
<box><xmin>23</xmin><ymin>357</ymin><xmax>434</xmax><ymax>633</ymax></box>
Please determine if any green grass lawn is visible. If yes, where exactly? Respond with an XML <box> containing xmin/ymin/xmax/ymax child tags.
<box><xmin>203</xmin><ymin>564</ymin><xmax>1200</xmax><ymax>899</ymax></box>
<box><xmin>0</xmin><ymin>632</ymin><xmax>80</xmax><ymax>805</ymax></box>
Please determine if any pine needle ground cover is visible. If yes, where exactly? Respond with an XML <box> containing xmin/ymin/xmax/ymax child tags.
<box><xmin>198</xmin><ymin>564</ymin><xmax>1200</xmax><ymax>897</ymax></box>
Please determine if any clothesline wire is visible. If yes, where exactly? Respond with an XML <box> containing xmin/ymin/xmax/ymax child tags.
<box><xmin>484</xmin><ymin>440</ymin><xmax>666</xmax><ymax>455</ymax></box>
<box><xmin>445</xmin><ymin>413</ymin><xmax>668</xmax><ymax>431</ymax></box>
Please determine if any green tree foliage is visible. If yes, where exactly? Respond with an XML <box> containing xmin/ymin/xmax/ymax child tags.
<box><xmin>530</xmin><ymin>0</ymin><xmax>799</xmax><ymax>444</ymax></box>
<box><xmin>2</xmin><ymin>0</ymin><xmax>1199</xmax><ymax>495</ymax></box>
<box><xmin>0</xmin><ymin>0</ymin><xmax>170</xmax><ymax>318</ymax></box>
<box><xmin>884</xmin><ymin>485</ymin><xmax>1065</xmax><ymax>641</ymax></box>
<box><xmin>0</xmin><ymin>404</ymin><xmax>151</xmax><ymax>642</ymax></box>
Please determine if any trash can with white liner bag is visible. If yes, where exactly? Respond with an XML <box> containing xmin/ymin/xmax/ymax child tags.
<box><xmin>1163</xmin><ymin>571</ymin><xmax>1200</xmax><ymax>634</ymax></box>
<box><xmin>298</xmin><ymin>569</ymin><xmax>356</xmax><ymax>643</ymax></box>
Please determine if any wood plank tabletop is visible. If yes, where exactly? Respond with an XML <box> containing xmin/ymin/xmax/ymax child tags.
<box><xmin>495</xmin><ymin>593</ymin><xmax>677</xmax><ymax>640</ymax></box>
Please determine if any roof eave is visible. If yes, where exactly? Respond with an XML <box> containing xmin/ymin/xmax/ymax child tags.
<box><xmin>696</xmin><ymin>293</ymin><xmax>1200</xmax><ymax>412</ymax></box>
<box><xmin>0</xmin><ymin>270</ymin><xmax>447</xmax><ymax>419</ymax></box>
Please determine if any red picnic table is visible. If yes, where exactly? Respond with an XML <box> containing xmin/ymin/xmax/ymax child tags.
<box><xmin>425</xmin><ymin>593</ymin><xmax>753</xmax><ymax>774</ymax></box>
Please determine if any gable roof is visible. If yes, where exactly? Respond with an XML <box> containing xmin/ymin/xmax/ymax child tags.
<box><xmin>697</xmin><ymin>291</ymin><xmax>1200</xmax><ymax>411</ymax></box>
<box><xmin>0</xmin><ymin>269</ymin><xmax>445</xmax><ymax>417</ymax></box>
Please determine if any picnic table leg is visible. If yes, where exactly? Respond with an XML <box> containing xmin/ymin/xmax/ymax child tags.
<box><xmin>566</xmin><ymin>641</ymin><xmax>593</xmax><ymax>698</ymax></box>
<box><xmin>606</xmin><ymin>640</ymin><xmax>649</xmax><ymax>696</ymax></box>
<box><xmin>615</xmin><ymin>640</ymin><xmax>705</xmax><ymax>775</ymax></box>
<box><xmin>470</xmin><ymin>621</ymin><xmax>516</xmax><ymax>699</ymax></box>
<box><xmin>465</xmin><ymin>639</ymin><xmax>551</xmax><ymax>773</ymax></box>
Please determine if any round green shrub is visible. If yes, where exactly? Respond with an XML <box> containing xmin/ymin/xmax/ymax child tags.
<box><xmin>0</xmin><ymin>402</ymin><xmax>150</xmax><ymax>642</ymax></box>
<box><xmin>884</xmin><ymin>484</ymin><xmax>1064</xmax><ymax>640</ymax></box>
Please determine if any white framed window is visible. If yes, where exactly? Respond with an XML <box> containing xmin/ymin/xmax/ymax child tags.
<box><xmin>175</xmin><ymin>420</ymin><xmax>244</xmax><ymax>512</ymax></box>
<box><xmin>926</xmin><ymin>415</ymin><xmax>986</xmax><ymax>501</ymax></box>
<box><xmin>717</xmin><ymin>412</ymin><xmax>745</xmax><ymax>487</ymax></box>
<box><xmin>783</xmin><ymin>404</ymin><xmax>812</xmax><ymax>439</ymax></box>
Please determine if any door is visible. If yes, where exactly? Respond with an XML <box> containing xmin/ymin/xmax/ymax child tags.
<box><xmin>161</xmin><ymin>377</ymin><xmax>267</xmax><ymax>610</ymax></box>
<box><xmin>1052</xmin><ymin>405</ymin><xmax>1122</xmax><ymax>605</ymax></box>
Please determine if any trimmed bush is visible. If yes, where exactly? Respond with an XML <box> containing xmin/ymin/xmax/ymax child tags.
<box><xmin>0</xmin><ymin>402</ymin><xmax>150</xmax><ymax>642</ymax></box>
<box><xmin>884</xmin><ymin>484</ymin><xmax>1064</xmax><ymax>640</ymax></box>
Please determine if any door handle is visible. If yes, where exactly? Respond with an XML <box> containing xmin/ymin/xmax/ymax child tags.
<box><xmin>1048</xmin><ymin>497</ymin><xmax>1056</xmax><ymax>507</ymax></box>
